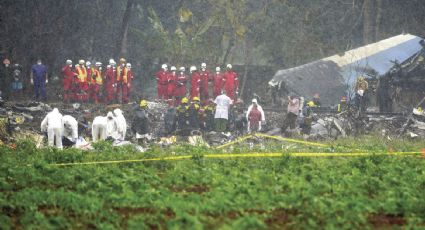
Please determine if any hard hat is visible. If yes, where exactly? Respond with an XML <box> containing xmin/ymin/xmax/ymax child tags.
<box><xmin>190</xmin><ymin>66</ymin><xmax>196</xmax><ymax>72</ymax></box>
<box><xmin>95</xmin><ymin>62</ymin><xmax>102</xmax><ymax>67</ymax></box>
<box><xmin>192</xmin><ymin>97</ymin><xmax>200</xmax><ymax>102</ymax></box>
<box><xmin>161</xmin><ymin>64</ymin><xmax>167</xmax><ymax>69</ymax></box>
<box><xmin>358</xmin><ymin>76</ymin><xmax>364</xmax><ymax>81</ymax></box>
<box><xmin>181</xmin><ymin>97</ymin><xmax>189</xmax><ymax>104</ymax></box>
<box><xmin>216</xmin><ymin>67</ymin><xmax>220</xmax><ymax>72</ymax></box>
<box><xmin>120</xmin><ymin>58</ymin><xmax>126</xmax><ymax>63</ymax></box>
<box><xmin>307</xmin><ymin>101</ymin><xmax>315</xmax><ymax>107</ymax></box>
<box><xmin>126</xmin><ymin>63</ymin><xmax>131</xmax><ymax>68</ymax></box>
<box><xmin>341</xmin><ymin>96</ymin><xmax>347</xmax><ymax>101</ymax></box>
<box><xmin>252</xmin><ymin>98</ymin><xmax>258</xmax><ymax>103</ymax></box>
<box><xmin>179</xmin><ymin>67</ymin><xmax>185</xmax><ymax>72</ymax></box>
<box><xmin>226</xmin><ymin>64</ymin><xmax>232</xmax><ymax>69</ymax></box>
<box><xmin>66</xmin><ymin>60</ymin><xmax>72</xmax><ymax>65</ymax></box>
<box><xmin>201</xmin><ymin>63</ymin><xmax>206</xmax><ymax>68</ymax></box>
<box><xmin>171</xmin><ymin>66</ymin><xmax>176</xmax><ymax>71</ymax></box>
<box><xmin>140</xmin><ymin>100</ymin><xmax>148</xmax><ymax>108</ymax></box>
<box><xmin>109</xmin><ymin>59</ymin><xmax>115</xmax><ymax>65</ymax></box>
<box><xmin>86</xmin><ymin>61</ymin><xmax>91</xmax><ymax>66</ymax></box>
<box><xmin>79</xmin><ymin>59</ymin><xmax>85</xmax><ymax>65</ymax></box>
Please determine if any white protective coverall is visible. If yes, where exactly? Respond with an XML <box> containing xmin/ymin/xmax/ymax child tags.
<box><xmin>113</xmin><ymin>108</ymin><xmax>127</xmax><ymax>140</ymax></box>
<box><xmin>106</xmin><ymin>112</ymin><xmax>119</xmax><ymax>139</ymax></box>
<box><xmin>92</xmin><ymin>116</ymin><xmax>108</xmax><ymax>142</ymax></box>
<box><xmin>214</xmin><ymin>94</ymin><xmax>233</xmax><ymax>120</ymax></box>
<box><xmin>62</xmin><ymin>115</ymin><xmax>78</xmax><ymax>142</ymax></box>
<box><xmin>40</xmin><ymin>108</ymin><xmax>63</xmax><ymax>149</ymax></box>
<box><xmin>246</xmin><ymin>99</ymin><xmax>265</xmax><ymax>131</ymax></box>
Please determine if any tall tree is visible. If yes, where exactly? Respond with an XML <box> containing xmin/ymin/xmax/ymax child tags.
<box><xmin>115</xmin><ymin>0</ymin><xmax>135</xmax><ymax>58</ymax></box>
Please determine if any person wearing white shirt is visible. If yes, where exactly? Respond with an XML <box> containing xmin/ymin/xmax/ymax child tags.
<box><xmin>214</xmin><ymin>91</ymin><xmax>233</xmax><ymax>132</ymax></box>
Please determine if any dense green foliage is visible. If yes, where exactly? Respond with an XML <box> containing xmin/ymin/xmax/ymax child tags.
<box><xmin>1</xmin><ymin>137</ymin><xmax>424</xmax><ymax>229</ymax></box>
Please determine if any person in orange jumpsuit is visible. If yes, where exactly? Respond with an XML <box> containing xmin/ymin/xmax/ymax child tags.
<box><xmin>61</xmin><ymin>59</ymin><xmax>76</xmax><ymax>103</ymax></box>
<box><xmin>167</xmin><ymin>66</ymin><xmax>177</xmax><ymax>100</ymax></box>
<box><xmin>75</xmin><ymin>60</ymin><xmax>88</xmax><ymax>102</ymax></box>
<box><xmin>223</xmin><ymin>64</ymin><xmax>238</xmax><ymax>101</ymax></box>
<box><xmin>116</xmin><ymin>58</ymin><xmax>126</xmax><ymax>102</ymax></box>
<box><xmin>89</xmin><ymin>62</ymin><xmax>103</xmax><ymax>103</ymax></box>
<box><xmin>121</xmin><ymin>62</ymin><xmax>133</xmax><ymax>104</ymax></box>
<box><xmin>212</xmin><ymin>66</ymin><xmax>224</xmax><ymax>99</ymax></box>
<box><xmin>199</xmin><ymin>62</ymin><xmax>210</xmax><ymax>105</ymax></box>
<box><xmin>189</xmin><ymin>66</ymin><xmax>201</xmax><ymax>100</ymax></box>
<box><xmin>156</xmin><ymin>64</ymin><xmax>169</xmax><ymax>100</ymax></box>
<box><xmin>104</xmin><ymin>59</ymin><xmax>116</xmax><ymax>104</ymax></box>
<box><xmin>174</xmin><ymin>67</ymin><xmax>187</xmax><ymax>105</ymax></box>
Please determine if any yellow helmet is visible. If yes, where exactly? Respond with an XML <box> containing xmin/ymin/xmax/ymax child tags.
<box><xmin>307</xmin><ymin>101</ymin><xmax>315</xmax><ymax>107</ymax></box>
<box><xmin>140</xmin><ymin>100</ymin><xmax>148</xmax><ymax>108</ymax></box>
<box><xmin>192</xmin><ymin>97</ymin><xmax>200</xmax><ymax>102</ymax></box>
<box><xmin>120</xmin><ymin>58</ymin><xmax>126</xmax><ymax>63</ymax></box>
<box><xmin>181</xmin><ymin>97</ymin><xmax>189</xmax><ymax>104</ymax></box>
<box><xmin>358</xmin><ymin>76</ymin><xmax>364</xmax><ymax>81</ymax></box>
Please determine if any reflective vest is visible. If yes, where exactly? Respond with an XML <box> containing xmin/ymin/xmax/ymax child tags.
<box><xmin>116</xmin><ymin>66</ymin><xmax>129</xmax><ymax>83</ymax></box>
<box><xmin>75</xmin><ymin>66</ymin><xmax>87</xmax><ymax>83</ymax></box>
<box><xmin>94</xmin><ymin>69</ymin><xmax>103</xmax><ymax>85</ymax></box>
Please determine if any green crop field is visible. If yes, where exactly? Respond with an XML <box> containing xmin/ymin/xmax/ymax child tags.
<box><xmin>1</xmin><ymin>137</ymin><xmax>425</xmax><ymax>229</ymax></box>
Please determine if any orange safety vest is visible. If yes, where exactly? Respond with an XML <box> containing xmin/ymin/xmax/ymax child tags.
<box><xmin>75</xmin><ymin>66</ymin><xmax>87</xmax><ymax>83</ymax></box>
<box><xmin>117</xmin><ymin>66</ymin><xmax>130</xmax><ymax>83</ymax></box>
<box><xmin>91</xmin><ymin>69</ymin><xmax>103</xmax><ymax>85</ymax></box>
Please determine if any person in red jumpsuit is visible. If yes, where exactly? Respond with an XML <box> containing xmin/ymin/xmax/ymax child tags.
<box><xmin>167</xmin><ymin>66</ymin><xmax>177</xmax><ymax>100</ymax></box>
<box><xmin>199</xmin><ymin>62</ymin><xmax>210</xmax><ymax>105</ymax></box>
<box><xmin>75</xmin><ymin>60</ymin><xmax>88</xmax><ymax>103</ymax></box>
<box><xmin>190</xmin><ymin>66</ymin><xmax>201</xmax><ymax>100</ymax></box>
<box><xmin>116</xmin><ymin>58</ymin><xmax>126</xmax><ymax>102</ymax></box>
<box><xmin>121</xmin><ymin>62</ymin><xmax>133</xmax><ymax>104</ymax></box>
<box><xmin>104</xmin><ymin>59</ymin><xmax>116</xmax><ymax>104</ymax></box>
<box><xmin>90</xmin><ymin>62</ymin><xmax>103</xmax><ymax>104</ymax></box>
<box><xmin>61</xmin><ymin>59</ymin><xmax>77</xmax><ymax>103</ymax></box>
<box><xmin>223</xmin><ymin>64</ymin><xmax>238</xmax><ymax>101</ymax></box>
<box><xmin>156</xmin><ymin>64</ymin><xmax>169</xmax><ymax>100</ymax></box>
<box><xmin>174</xmin><ymin>67</ymin><xmax>187</xmax><ymax>105</ymax></box>
<box><xmin>212</xmin><ymin>66</ymin><xmax>224</xmax><ymax>99</ymax></box>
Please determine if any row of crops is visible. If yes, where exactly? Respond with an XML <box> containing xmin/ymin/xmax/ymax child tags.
<box><xmin>1</xmin><ymin>137</ymin><xmax>425</xmax><ymax>229</ymax></box>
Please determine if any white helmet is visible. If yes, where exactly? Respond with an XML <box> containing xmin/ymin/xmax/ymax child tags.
<box><xmin>226</xmin><ymin>64</ymin><xmax>232</xmax><ymax>69</ymax></box>
<box><xmin>126</xmin><ymin>63</ymin><xmax>131</xmax><ymax>68</ymax></box>
<box><xmin>95</xmin><ymin>62</ymin><xmax>102</xmax><ymax>67</ymax></box>
<box><xmin>86</xmin><ymin>61</ymin><xmax>91</xmax><ymax>67</ymax></box>
<box><xmin>190</xmin><ymin>66</ymin><xmax>196</xmax><ymax>72</ymax></box>
<box><xmin>179</xmin><ymin>67</ymin><xmax>185</xmax><ymax>72</ymax></box>
<box><xmin>66</xmin><ymin>60</ymin><xmax>72</xmax><ymax>65</ymax></box>
<box><xmin>161</xmin><ymin>64</ymin><xmax>168</xmax><ymax>70</ymax></box>
<box><xmin>201</xmin><ymin>63</ymin><xmax>206</xmax><ymax>68</ymax></box>
<box><xmin>215</xmin><ymin>67</ymin><xmax>220</xmax><ymax>72</ymax></box>
<box><xmin>170</xmin><ymin>66</ymin><xmax>176</xmax><ymax>71</ymax></box>
<box><xmin>109</xmin><ymin>59</ymin><xmax>115</xmax><ymax>65</ymax></box>
<box><xmin>79</xmin><ymin>59</ymin><xmax>85</xmax><ymax>65</ymax></box>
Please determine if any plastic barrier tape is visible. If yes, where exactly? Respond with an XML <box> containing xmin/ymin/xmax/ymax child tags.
<box><xmin>50</xmin><ymin>151</ymin><xmax>421</xmax><ymax>167</ymax></box>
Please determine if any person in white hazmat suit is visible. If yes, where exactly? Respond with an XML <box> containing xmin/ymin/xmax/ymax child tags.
<box><xmin>62</xmin><ymin>115</ymin><xmax>78</xmax><ymax>147</ymax></box>
<box><xmin>40</xmin><ymin>108</ymin><xmax>63</xmax><ymax>149</ymax></box>
<box><xmin>106</xmin><ymin>111</ymin><xmax>119</xmax><ymax>140</ymax></box>
<box><xmin>92</xmin><ymin>115</ymin><xmax>108</xmax><ymax>142</ymax></box>
<box><xmin>214</xmin><ymin>91</ymin><xmax>233</xmax><ymax>133</ymax></box>
<box><xmin>246</xmin><ymin>98</ymin><xmax>265</xmax><ymax>132</ymax></box>
<box><xmin>113</xmin><ymin>108</ymin><xmax>127</xmax><ymax>140</ymax></box>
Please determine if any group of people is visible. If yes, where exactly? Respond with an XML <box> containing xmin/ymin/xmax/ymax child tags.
<box><xmin>62</xmin><ymin>58</ymin><xmax>134</xmax><ymax>104</ymax></box>
<box><xmin>41</xmin><ymin>107</ymin><xmax>128</xmax><ymax>149</ymax></box>
<box><xmin>155</xmin><ymin>63</ymin><xmax>239</xmax><ymax>106</ymax></box>
<box><xmin>0</xmin><ymin>58</ymin><xmax>25</xmax><ymax>100</ymax></box>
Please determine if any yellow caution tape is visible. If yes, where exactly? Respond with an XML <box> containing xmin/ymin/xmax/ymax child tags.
<box><xmin>255</xmin><ymin>133</ymin><xmax>329</xmax><ymax>148</ymax></box>
<box><xmin>49</xmin><ymin>151</ymin><xmax>422</xmax><ymax>167</ymax></box>
<box><xmin>214</xmin><ymin>133</ymin><xmax>329</xmax><ymax>149</ymax></box>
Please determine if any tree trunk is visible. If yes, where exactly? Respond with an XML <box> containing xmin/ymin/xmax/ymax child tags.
<box><xmin>221</xmin><ymin>34</ymin><xmax>235</xmax><ymax>66</ymax></box>
<box><xmin>240</xmin><ymin>37</ymin><xmax>252</xmax><ymax>99</ymax></box>
<box><xmin>115</xmin><ymin>0</ymin><xmax>135</xmax><ymax>58</ymax></box>
<box><xmin>363</xmin><ymin>0</ymin><xmax>375</xmax><ymax>45</ymax></box>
